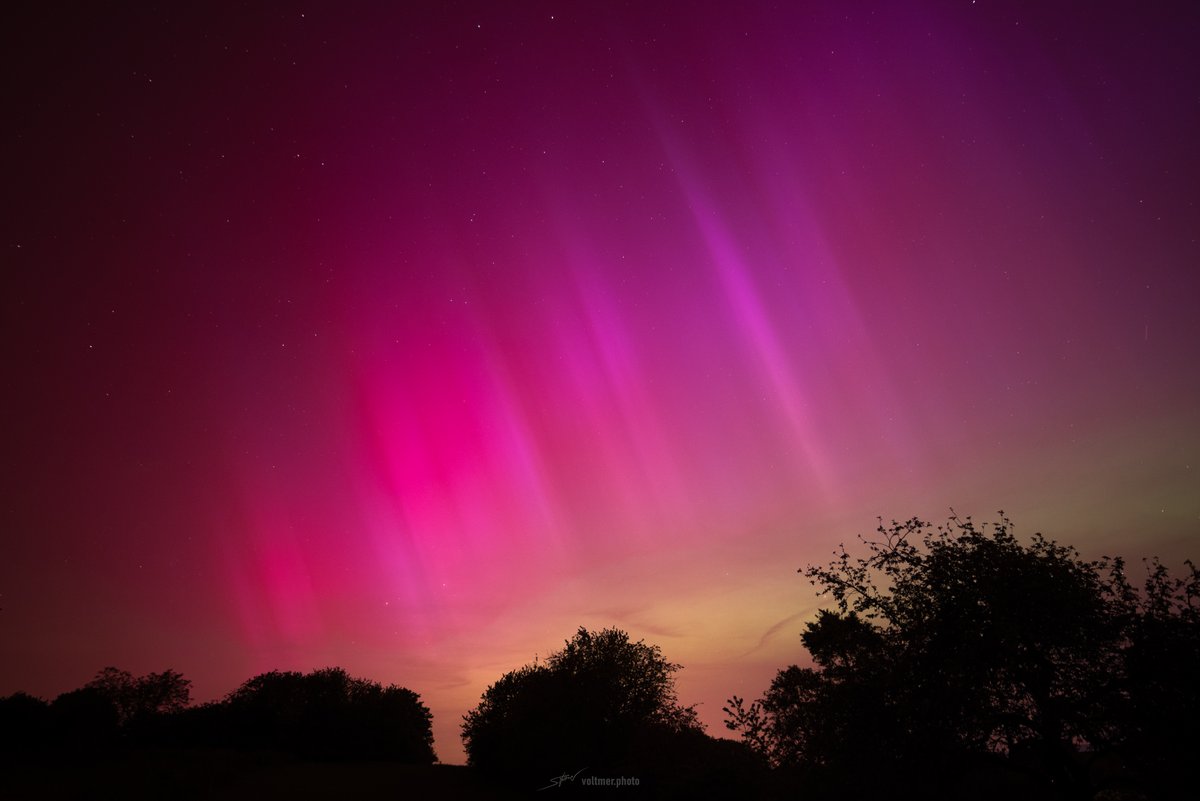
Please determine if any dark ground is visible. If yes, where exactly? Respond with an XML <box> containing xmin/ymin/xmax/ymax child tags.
<box><xmin>0</xmin><ymin>752</ymin><xmax>528</xmax><ymax>800</ymax></box>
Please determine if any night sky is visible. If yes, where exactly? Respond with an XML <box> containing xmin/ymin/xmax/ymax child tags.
<box><xmin>3</xmin><ymin>2</ymin><xmax>1198</xmax><ymax>763</ymax></box>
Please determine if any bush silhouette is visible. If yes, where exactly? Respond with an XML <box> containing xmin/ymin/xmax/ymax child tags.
<box><xmin>212</xmin><ymin>667</ymin><xmax>436</xmax><ymax>763</ymax></box>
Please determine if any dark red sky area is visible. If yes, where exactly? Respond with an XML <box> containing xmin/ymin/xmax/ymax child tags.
<box><xmin>3</xmin><ymin>2</ymin><xmax>1198</xmax><ymax>763</ymax></box>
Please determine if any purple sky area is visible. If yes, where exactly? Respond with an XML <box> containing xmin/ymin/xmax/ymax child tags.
<box><xmin>3</xmin><ymin>2</ymin><xmax>1198</xmax><ymax>762</ymax></box>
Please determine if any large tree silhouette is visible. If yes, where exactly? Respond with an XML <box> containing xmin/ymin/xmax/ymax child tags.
<box><xmin>462</xmin><ymin>627</ymin><xmax>707</xmax><ymax>786</ymax></box>
<box><xmin>726</xmin><ymin>513</ymin><xmax>1199</xmax><ymax>800</ymax></box>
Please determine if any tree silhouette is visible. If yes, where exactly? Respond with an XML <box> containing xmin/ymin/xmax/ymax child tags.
<box><xmin>82</xmin><ymin>667</ymin><xmax>190</xmax><ymax>726</ymax></box>
<box><xmin>1110</xmin><ymin>557</ymin><xmax>1200</xmax><ymax>799</ymax></box>
<box><xmin>462</xmin><ymin>626</ymin><xmax>707</xmax><ymax>787</ymax></box>
<box><xmin>0</xmin><ymin>692</ymin><xmax>52</xmax><ymax>756</ymax></box>
<box><xmin>48</xmin><ymin>685</ymin><xmax>120</xmax><ymax>753</ymax></box>
<box><xmin>726</xmin><ymin>513</ymin><xmax>1199</xmax><ymax>800</ymax></box>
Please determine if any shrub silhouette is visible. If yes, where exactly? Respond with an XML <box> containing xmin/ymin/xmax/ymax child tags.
<box><xmin>725</xmin><ymin>513</ymin><xmax>1200</xmax><ymax>800</ymax></box>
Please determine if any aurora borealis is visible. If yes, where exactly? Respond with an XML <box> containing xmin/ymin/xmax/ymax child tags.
<box><xmin>3</xmin><ymin>2</ymin><xmax>1198</xmax><ymax>762</ymax></box>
